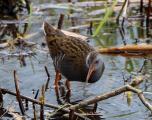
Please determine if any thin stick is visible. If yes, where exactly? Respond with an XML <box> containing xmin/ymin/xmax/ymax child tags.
<box><xmin>116</xmin><ymin>0</ymin><xmax>128</xmax><ymax>24</ymax></box>
<box><xmin>34</xmin><ymin>89</ymin><xmax>39</xmax><ymax>99</ymax></box>
<box><xmin>127</xmin><ymin>85</ymin><xmax>152</xmax><ymax>112</ymax></box>
<box><xmin>40</xmin><ymin>85</ymin><xmax>45</xmax><ymax>120</ymax></box>
<box><xmin>146</xmin><ymin>0</ymin><xmax>151</xmax><ymax>29</ymax></box>
<box><xmin>89</xmin><ymin>22</ymin><xmax>93</xmax><ymax>35</ymax></box>
<box><xmin>44</xmin><ymin>66</ymin><xmax>50</xmax><ymax>78</ymax></box>
<box><xmin>32</xmin><ymin>102</ymin><xmax>37</xmax><ymax>120</ymax></box>
<box><xmin>57</xmin><ymin>14</ymin><xmax>64</xmax><ymax>29</ymax></box>
<box><xmin>25</xmin><ymin>99</ymin><xmax>28</xmax><ymax>110</ymax></box>
<box><xmin>13</xmin><ymin>70</ymin><xmax>25</xmax><ymax>115</ymax></box>
<box><xmin>0</xmin><ymin>88</ymin><xmax>88</xmax><ymax>119</ymax></box>
<box><xmin>70</xmin><ymin>77</ymin><xmax>152</xmax><ymax>113</ymax></box>
<box><xmin>33</xmin><ymin>90</ymin><xmax>39</xmax><ymax>120</ymax></box>
<box><xmin>44</xmin><ymin>66</ymin><xmax>50</xmax><ymax>91</ymax></box>
<box><xmin>0</xmin><ymin>90</ymin><xmax>3</xmax><ymax>108</ymax></box>
<box><xmin>140</xmin><ymin>0</ymin><xmax>143</xmax><ymax>14</ymax></box>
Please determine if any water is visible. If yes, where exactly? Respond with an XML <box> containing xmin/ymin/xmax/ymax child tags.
<box><xmin>0</xmin><ymin>0</ymin><xmax>152</xmax><ymax>119</ymax></box>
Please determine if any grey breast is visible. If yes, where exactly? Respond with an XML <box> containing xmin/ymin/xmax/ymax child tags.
<box><xmin>60</xmin><ymin>54</ymin><xmax>88</xmax><ymax>82</ymax></box>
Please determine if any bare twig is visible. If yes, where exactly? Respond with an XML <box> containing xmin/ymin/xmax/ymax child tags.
<box><xmin>32</xmin><ymin>89</ymin><xmax>39</xmax><ymax>120</ymax></box>
<box><xmin>1</xmin><ymin>72</ymin><xmax>151</xmax><ymax>119</ymax></box>
<box><xmin>116</xmin><ymin>0</ymin><xmax>128</xmax><ymax>24</ymax></box>
<box><xmin>0</xmin><ymin>101</ymin><xmax>14</xmax><ymax>119</ymax></box>
<box><xmin>70</xmin><ymin>76</ymin><xmax>152</xmax><ymax>113</ymax></box>
<box><xmin>25</xmin><ymin>99</ymin><xmax>28</xmax><ymax>110</ymax></box>
<box><xmin>140</xmin><ymin>0</ymin><xmax>143</xmax><ymax>14</ymax></box>
<box><xmin>40</xmin><ymin>85</ymin><xmax>45</xmax><ymax>120</ymax></box>
<box><xmin>44</xmin><ymin>66</ymin><xmax>50</xmax><ymax>91</ymax></box>
<box><xmin>57</xmin><ymin>14</ymin><xmax>64</xmax><ymax>29</ymax></box>
<box><xmin>44</xmin><ymin>66</ymin><xmax>50</xmax><ymax>78</ymax></box>
<box><xmin>32</xmin><ymin>102</ymin><xmax>37</xmax><ymax>120</ymax></box>
<box><xmin>34</xmin><ymin>89</ymin><xmax>39</xmax><ymax>99</ymax></box>
<box><xmin>0</xmin><ymin>88</ymin><xmax>89</xmax><ymax>120</ymax></box>
<box><xmin>0</xmin><ymin>90</ymin><xmax>3</xmax><ymax>108</ymax></box>
<box><xmin>13</xmin><ymin>70</ymin><xmax>25</xmax><ymax>115</ymax></box>
<box><xmin>127</xmin><ymin>85</ymin><xmax>152</xmax><ymax>112</ymax></box>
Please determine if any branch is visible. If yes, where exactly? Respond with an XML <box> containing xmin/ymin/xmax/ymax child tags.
<box><xmin>127</xmin><ymin>85</ymin><xmax>152</xmax><ymax>112</ymax></box>
<box><xmin>98</xmin><ymin>44</ymin><xmax>152</xmax><ymax>55</ymax></box>
<box><xmin>0</xmin><ymin>88</ymin><xmax>89</xmax><ymax>120</ymax></box>
<box><xmin>70</xmin><ymin>76</ymin><xmax>152</xmax><ymax>113</ymax></box>
<box><xmin>13</xmin><ymin>70</ymin><xmax>25</xmax><ymax>115</ymax></box>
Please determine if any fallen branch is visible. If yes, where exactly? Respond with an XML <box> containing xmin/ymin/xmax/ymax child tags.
<box><xmin>127</xmin><ymin>85</ymin><xmax>152</xmax><ymax>111</ymax></box>
<box><xmin>0</xmin><ymin>73</ymin><xmax>151</xmax><ymax>119</ymax></box>
<box><xmin>70</xmin><ymin>75</ymin><xmax>152</xmax><ymax>113</ymax></box>
<box><xmin>13</xmin><ymin>70</ymin><xmax>25</xmax><ymax>115</ymax></box>
<box><xmin>98</xmin><ymin>44</ymin><xmax>152</xmax><ymax>55</ymax></box>
<box><xmin>0</xmin><ymin>88</ymin><xmax>89</xmax><ymax>120</ymax></box>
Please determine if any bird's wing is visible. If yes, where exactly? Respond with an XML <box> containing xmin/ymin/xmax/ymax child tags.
<box><xmin>55</xmin><ymin>36</ymin><xmax>94</xmax><ymax>71</ymax></box>
<box><xmin>56</xmin><ymin>36</ymin><xmax>94</xmax><ymax>57</ymax></box>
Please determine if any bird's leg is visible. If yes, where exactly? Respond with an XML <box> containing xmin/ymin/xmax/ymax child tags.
<box><xmin>65</xmin><ymin>80</ymin><xmax>71</xmax><ymax>98</ymax></box>
<box><xmin>54</xmin><ymin>71</ymin><xmax>61</xmax><ymax>87</ymax></box>
<box><xmin>65</xmin><ymin>79</ymin><xmax>71</xmax><ymax>91</ymax></box>
<box><xmin>54</xmin><ymin>70</ymin><xmax>61</xmax><ymax>101</ymax></box>
<box><xmin>63</xmin><ymin>79</ymin><xmax>71</xmax><ymax>102</ymax></box>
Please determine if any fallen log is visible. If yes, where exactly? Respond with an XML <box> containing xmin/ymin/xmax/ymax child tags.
<box><xmin>98</xmin><ymin>44</ymin><xmax>152</xmax><ymax>55</ymax></box>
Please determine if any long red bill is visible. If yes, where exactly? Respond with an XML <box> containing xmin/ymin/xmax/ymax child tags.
<box><xmin>86</xmin><ymin>64</ymin><xmax>95</xmax><ymax>83</ymax></box>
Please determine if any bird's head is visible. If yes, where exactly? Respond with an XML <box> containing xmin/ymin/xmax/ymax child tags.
<box><xmin>86</xmin><ymin>51</ymin><xmax>105</xmax><ymax>83</ymax></box>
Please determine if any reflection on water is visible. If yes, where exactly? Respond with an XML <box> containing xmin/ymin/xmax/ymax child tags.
<box><xmin>0</xmin><ymin>0</ymin><xmax>152</xmax><ymax>120</ymax></box>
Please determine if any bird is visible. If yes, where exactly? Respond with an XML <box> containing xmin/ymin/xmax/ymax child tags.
<box><xmin>43</xmin><ymin>22</ymin><xmax>105</xmax><ymax>95</ymax></box>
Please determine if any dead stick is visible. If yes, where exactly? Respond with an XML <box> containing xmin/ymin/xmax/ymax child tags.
<box><xmin>40</xmin><ymin>85</ymin><xmax>45</xmax><ymax>120</ymax></box>
<box><xmin>0</xmin><ymin>90</ymin><xmax>3</xmax><ymax>108</ymax></box>
<box><xmin>0</xmin><ymin>88</ymin><xmax>88</xmax><ymax>120</ymax></box>
<box><xmin>140</xmin><ymin>0</ymin><xmax>143</xmax><ymax>14</ymax></box>
<box><xmin>70</xmin><ymin>85</ymin><xmax>129</xmax><ymax>110</ymax></box>
<box><xmin>57</xmin><ymin>14</ymin><xmax>64</xmax><ymax>29</ymax></box>
<box><xmin>70</xmin><ymin>77</ymin><xmax>152</xmax><ymax>113</ymax></box>
<box><xmin>32</xmin><ymin>102</ymin><xmax>37</xmax><ymax>120</ymax></box>
<box><xmin>116</xmin><ymin>0</ymin><xmax>128</xmax><ymax>24</ymax></box>
<box><xmin>126</xmin><ymin>85</ymin><xmax>152</xmax><ymax>112</ymax></box>
<box><xmin>44</xmin><ymin>66</ymin><xmax>50</xmax><ymax>78</ymax></box>
<box><xmin>34</xmin><ymin>89</ymin><xmax>39</xmax><ymax>99</ymax></box>
<box><xmin>13</xmin><ymin>70</ymin><xmax>25</xmax><ymax>115</ymax></box>
<box><xmin>44</xmin><ymin>66</ymin><xmax>50</xmax><ymax>91</ymax></box>
<box><xmin>25</xmin><ymin>99</ymin><xmax>28</xmax><ymax>110</ymax></box>
<box><xmin>33</xmin><ymin>90</ymin><xmax>39</xmax><ymax>120</ymax></box>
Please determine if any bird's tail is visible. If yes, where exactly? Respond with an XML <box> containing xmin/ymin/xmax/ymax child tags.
<box><xmin>43</xmin><ymin>22</ymin><xmax>55</xmax><ymax>36</ymax></box>
<box><xmin>43</xmin><ymin>22</ymin><xmax>65</xmax><ymax>36</ymax></box>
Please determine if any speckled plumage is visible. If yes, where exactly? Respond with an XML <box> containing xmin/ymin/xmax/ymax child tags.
<box><xmin>44</xmin><ymin>22</ymin><xmax>104</xmax><ymax>83</ymax></box>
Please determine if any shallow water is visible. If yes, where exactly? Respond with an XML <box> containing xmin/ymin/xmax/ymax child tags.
<box><xmin>0</xmin><ymin>0</ymin><xmax>152</xmax><ymax>120</ymax></box>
